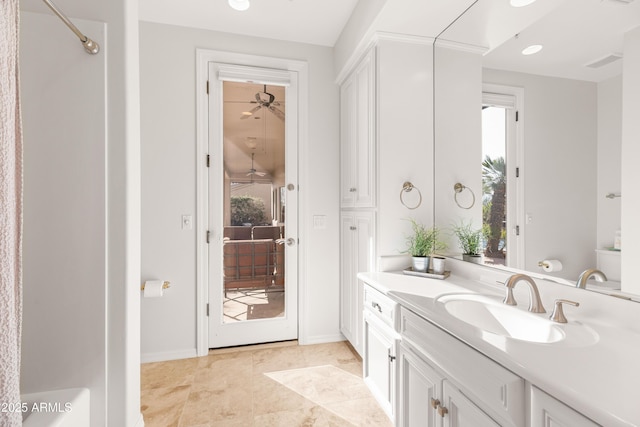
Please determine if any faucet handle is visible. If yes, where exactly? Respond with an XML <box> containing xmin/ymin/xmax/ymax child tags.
<box><xmin>550</xmin><ymin>299</ymin><xmax>579</xmax><ymax>323</ymax></box>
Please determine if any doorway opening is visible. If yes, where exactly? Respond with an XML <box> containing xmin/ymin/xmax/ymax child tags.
<box><xmin>481</xmin><ymin>86</ymin><xmax>524</xmax><ymax>269</ymax></box>
<box><xmin>221</xmin><ymin>81</ymin><xmax>287</xmax><ymax>324</ymax></box>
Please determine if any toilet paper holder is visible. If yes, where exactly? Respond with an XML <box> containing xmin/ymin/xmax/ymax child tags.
<box><xmin>140</xmin><ymin>281</ymin><xmax>171</xmax><ymax>291</ymax></box>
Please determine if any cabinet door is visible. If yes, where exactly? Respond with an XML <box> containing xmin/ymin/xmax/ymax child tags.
<box><xmin>363</xmin><ymin>311</ymin><xmax>396</xmax><ymax>419</ymax></box>
<box><xmin>340</xmin><ymin>74</ymin><xmax>357</xmax><ymax>207</ymax></box>
<box><xmin>339</xmin><ymin>213</ymin><xmax>357</xmax><ymax>346</ymax></box>
<box><xmin>339</xmin><ymin>211</ymin><xmax>375</xmax><ymax>355</ymax></box>
<box><xmin>353</xmin><ymin>49</ymin><xmax>376</xmax><ymax>208</ymax></box>
<box><xmin>442</xmin><ymin>380</ymin><xmax>500</xmax><ymax>427</ymax></box>
<box><xmin>530</xmin><ymin>386</ymin><xmax>599</xmax><ymax>427</ymax></box>
<box><xmin>339</xmin><ymin>49</ymin><xmax>376</xmax><ymax>209</ymax></box>
<box><xmin>397</xmin><ymin>342</ymin><xmax>441</xmax><ymax>427</ymax></box>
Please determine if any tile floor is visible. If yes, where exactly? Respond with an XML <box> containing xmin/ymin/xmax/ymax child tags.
<box><xmin>141</xmin><ymin>341</ymin><xmax>393</xmax><ymax>427</ymax></box>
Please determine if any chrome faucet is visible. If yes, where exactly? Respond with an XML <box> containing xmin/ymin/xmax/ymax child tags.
<box><xmin>576</xmin><ymin>268</ymin><xmax>607</xmax><ymax>289</ymax></box>
<box><xmin>503</xmin><ymin>274</ymin><xmax>546</xmax><ymax>313</ymax></box>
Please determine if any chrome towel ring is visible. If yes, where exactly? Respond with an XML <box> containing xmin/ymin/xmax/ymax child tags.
<box><xmin>454</xmin><ymin>182</ymin><xmax>475</xmax><ymax>209</ymax></box>
<box><xmin>400</xmin><ymin>181</ymin><xmax>422</xmax><ymax>210</ymax></box>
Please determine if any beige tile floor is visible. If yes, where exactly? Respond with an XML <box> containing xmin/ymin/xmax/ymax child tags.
<box><xmin>141</xmin><ymin>341</ymin><xmax>394</xmax><ymax>427</ymax></box>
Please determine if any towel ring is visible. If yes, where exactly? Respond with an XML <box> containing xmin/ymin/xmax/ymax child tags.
<box><xmin>400</xmin><ymin>181</ymin><xmax>422</xmax><ymax>210</ymax></box>
<box><xmin>454</xmin><ymin>183</ymin><xmax>475</xmax><ymax>209</ymax></box>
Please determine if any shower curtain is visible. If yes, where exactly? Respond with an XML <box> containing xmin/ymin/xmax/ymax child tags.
<box><xmin>0</xmin><ymin>0</ymin><xmax>23</xmax><ymax>426</ymax></box>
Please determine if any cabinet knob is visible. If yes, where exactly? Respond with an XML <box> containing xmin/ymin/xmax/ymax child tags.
<box><xmin>349</xmin><ymin>187</ymin><xmax>357</xmax><ymax>192</ymax></box>
<box><xmin>371</xmin><ymin>301</ymin><xmax>382</xmax><ymax>312</ymax></box>
<box><xmin>437</xmin><ymin>405</ymin><xmax>449</xmax><ymax>417</ymax></box>
<box><xmin>430</xmin><ymin>398</ymin><xmax>440</xmax><ymax>409</ymax></box>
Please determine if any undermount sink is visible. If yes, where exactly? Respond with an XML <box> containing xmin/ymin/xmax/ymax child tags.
<box><xmin>437</xmin><ymin>293</ymin><xmax>565</xmax><ymax>343</ymax></box>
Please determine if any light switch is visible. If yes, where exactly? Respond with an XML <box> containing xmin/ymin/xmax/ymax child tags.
<box><xmin>313</xmin><ymin>215</ymin><xmax>327</xmax><ymax>229</ymax></box>
<box><xmin>182</xmin><ymin>215</ymin><xmax>193</xmax><ymax>230</ymax></box>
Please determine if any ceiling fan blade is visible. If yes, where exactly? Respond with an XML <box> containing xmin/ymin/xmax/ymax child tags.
<box><xmin>268</xmin><ymin>105</ymin><xmax>285</xmax><ymax>121</ymax></box>
<box><xmin>240</xmin><ymin>105</ymin><xmax>262</xmax><ymax>120</ymax></box>
<box><xmin>255</xmin><ymin>171</ymin><xmax>267</xmax><ymax>177</ymax></box>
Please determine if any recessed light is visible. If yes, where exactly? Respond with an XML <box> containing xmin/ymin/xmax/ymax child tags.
<box><xmin>228</xmin><ymin>0</ymin><xmax>250</xmax><ymax>11</ymax></box>
<box><xmin>510</xmin><ymin>0</ymin><xmax>537</xmax><ymax>6</ymax></box>
<box><xmin>522</xmin><ymin>44</ymin><xmax>543</xmax><ymax>55</ymax></box>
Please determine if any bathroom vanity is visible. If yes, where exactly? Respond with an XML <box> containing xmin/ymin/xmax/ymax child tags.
<box><xmin>358</xmin><ymin>261</ymin><xmax>639</xmax><ymax>427</ymax></box>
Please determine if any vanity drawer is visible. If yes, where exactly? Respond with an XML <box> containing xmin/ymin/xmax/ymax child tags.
<box><xmin>363</xmin><ymin>284</ymin><xmax>397</xmax><ymax>330</ymax></box>
<box><xmin>400</xmin><ymin>306</ymin><xmax>525</xmax><ymax>426</ymax></box>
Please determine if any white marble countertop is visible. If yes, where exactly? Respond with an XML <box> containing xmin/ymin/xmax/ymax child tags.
<box><xmin>358</xmin><ymin>270</ymin><xmax>640</xmax><ymax>427</ymax></box>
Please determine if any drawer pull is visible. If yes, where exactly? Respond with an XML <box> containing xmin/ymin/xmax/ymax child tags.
<box><xmin>371</xmin><ymin>302</ymin><xmax>382</xmax><ymax>312</ymax></box>
<box><xmin>350</xmin><ymin>226</ymin><xmax>357</xmax><ymax>231</ymax></box>
<box><xmin>349</xmin><ymin>187</ymin><xmax>357</xmax><ymax>192</ymax></box>
<box><xmin>430</xmin><ymin>398</ymin><xmax>440</xmax><ymax>409</ymax></box>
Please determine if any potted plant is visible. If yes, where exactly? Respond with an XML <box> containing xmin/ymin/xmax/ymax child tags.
<box><xmin>405</xmin><ymin>219</ymin><xmax>445</xmax><ymax>272</ymax></box>
<box><xmin>452</xmin><ymin>220</ymin><xmax>484</xmax><ymax>264</ymax></box>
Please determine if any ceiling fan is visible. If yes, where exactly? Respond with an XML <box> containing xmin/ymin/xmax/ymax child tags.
<box><xmin>240</xmin><ymin>85</ymin><xmax>285</xmax><ymax>121</ymax></box>
<box><xmin>246</xmin><ymin>152</ymin><xmax>267</xmax><ymax>177</ymax></box>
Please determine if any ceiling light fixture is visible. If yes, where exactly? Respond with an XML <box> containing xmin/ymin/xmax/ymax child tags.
<box><xmin>510</xmin><ymin>0</ymin><xmax>537</xmax><ymax>6</ymax></box>
<box><xmin>228</xmin><ymin>0</ymin><xmax>250</xmax><ymax>11</ymax></box>
<box><xmin>522</xmin><ymin>44</ymin><xmax>543</xmax><ymax>55</ymax></box>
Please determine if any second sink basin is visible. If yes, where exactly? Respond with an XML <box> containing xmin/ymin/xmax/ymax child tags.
<box><xmin>438</xmin><ymin>293</ymin><xmax>564</xmax><ymax>343</ymax></box>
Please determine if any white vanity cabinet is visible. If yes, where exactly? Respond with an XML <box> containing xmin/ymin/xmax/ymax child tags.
<box><xmin>339</xmin><ymin>48</ymin><xmax>376</xmax><ymax>209</ymax></box>
<box><xmin>362</xmin><ymin>284</ymin><xmax>399</xmax><ymax>420</ymax></box>
<box><xmin>530</xmin><ymin>386</ymin><xmax>599</xmax><ymax>427</ymax></box>
<box><xmin>339</xmin><ymin>211</ymin><xmax>375</xmax><ymax>355</ymax></box>
<box><xmin>397</xmin><ymin>306</ymin><xmax>525</xmax><ymax>427</ymax></box>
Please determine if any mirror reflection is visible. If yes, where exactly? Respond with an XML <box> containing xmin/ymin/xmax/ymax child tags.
<box><xmin>434</xmin><ymin>0</ymin><xmax>640</xmax><ymax>298</ymax></box>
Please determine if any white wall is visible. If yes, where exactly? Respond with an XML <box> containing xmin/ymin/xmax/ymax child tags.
<box><xmin>376</xmin><ymin>38</ymin><xmax>435</xmax><ymax>265</ymax></box>
<box><xmin>20</xmin><ymin>3</ymin><xmax>141</xmax><ymax>426</ymax></box>
<box><xmin>621</xmin><ymin>26</ymin><xmax>640</xmax><ymax>295</ymax></box>
<box><xmin>139</xmin><ymin>21</ymin><xmax>341</xmax><ymax>359</ymax></box>
<box><xmin>482</xmin><ymin>69</ymin><xmax>597</xmax><ymax>280</ymax></box>
<box><xmin>434</xmin><ymin>46</ymin><xmax>484</xmax><ymax>252</ymax></box>
<box><xmin>597</xmin><ymin>76</ymin><xmax>622</xmax><ymax>250</ymax></box>
<box><xmin>21</xmin><ymin>12</ymin><xmax>107</xmax><ymax>422</ymax></box>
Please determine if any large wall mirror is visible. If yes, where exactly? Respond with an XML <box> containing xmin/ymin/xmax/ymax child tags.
<box><xmin>434</xmin><ymin>0</ymin><xmax>640</xmax><ymax>300</ymax></box>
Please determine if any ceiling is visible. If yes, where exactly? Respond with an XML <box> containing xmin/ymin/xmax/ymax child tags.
<box><xmin>138</xmin><ymin>0</ymin><xmax>360</xmax><ymax>47</ymax></box>
<box><xmin>441</xmin><ymin>0</ymin><xmax>640</xmax><ymax>82</ymax></box>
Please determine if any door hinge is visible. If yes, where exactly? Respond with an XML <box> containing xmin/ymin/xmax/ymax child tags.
<box><xmin>516</xmin><ymin>225</ymin><xmax>520</xmax><ymax>236</ymax></box>
<box><xmin>516</xmin><ymin>110</ymin><xmax>519</xmax><ymax>122</ymax></box>
<box><xmin>206</xmin><ymin>154</ymin><xmax>210</xmax><ymax>168</ymax></box>
<box><xmin>206</xmin><ymin>230</ymin><xmax>211</xmax><ymax>244</ymax></box>
<box><xmin>206</xmin><ymin>303</ymin><xmax>209</xmax><ymax>317</ymax></box>
<box><xmin>206</xmin><ymin>80</ymin><xmax>209</xmax><ymax>94</ymax></box>
<box><xmin>516</xmin><ymin>167</ymin><xmax>520</xmax><ymax>178</ymax></box>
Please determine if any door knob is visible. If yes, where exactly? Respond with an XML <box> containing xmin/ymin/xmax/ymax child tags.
<box><xmin>286</xmin><ymin>238</ymin><xmax>296</xmax><ymax>246</ymax></box>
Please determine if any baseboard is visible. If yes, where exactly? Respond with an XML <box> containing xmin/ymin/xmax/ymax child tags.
<box><xmin>133</xmin><ymin>413</ymin><xmax>145</xmax><ymax>427</ymax></box>
<box><xmin>298</xmin><ymin>333</ymin><xmax>345</xmax><ymax>346</ymax></box>
<box><xmin>140</xmin><ymin>348</ymin><xmax>198</xmax><ymax>363</ymax></box>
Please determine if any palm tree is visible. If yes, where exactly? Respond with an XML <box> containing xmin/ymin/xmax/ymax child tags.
<box><xmin>482</xmin><ymin>155</ymin><xmax>506</xmax><ymax>257</ymax></box>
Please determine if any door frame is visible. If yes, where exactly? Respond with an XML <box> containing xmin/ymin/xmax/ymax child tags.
<box><xmin>195</xmin><ymin>49</ymin><xmax>309</xmax><ymax>356</ymax></box>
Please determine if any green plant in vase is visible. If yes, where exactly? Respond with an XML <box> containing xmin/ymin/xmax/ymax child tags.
<box><xmin>452</xmin><ymin>220</ymin><xmax>485</xmax><ymax>264</ymax></box>
<box><xmin>405</xmin><ymin>219</ymin><xmax>445</xmax><ymax>272</ymax></box>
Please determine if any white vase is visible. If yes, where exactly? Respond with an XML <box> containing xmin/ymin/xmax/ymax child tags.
<box><xmin>411</xmin><ymin>256</ymin><xmax>429</xmax><ymax>272</ymax></box>
<box><xmin>431</xmin><ymin>256</ymin><xmax>446</xmax><ymax>274</ymax></box>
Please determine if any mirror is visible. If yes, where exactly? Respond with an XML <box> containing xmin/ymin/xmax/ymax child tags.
<box><xmin>434</xmin><ymin>0</ymin><xmax>640</xmax><ymax>299</ymax></box>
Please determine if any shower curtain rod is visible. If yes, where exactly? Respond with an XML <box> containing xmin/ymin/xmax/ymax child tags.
<box><xmin>42</xmin><ymin>0</ymin><xmax>100</xmax><ymax>54</ymax></box>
